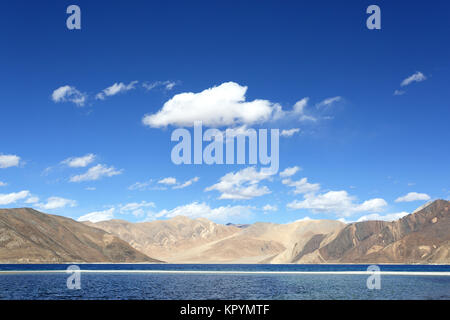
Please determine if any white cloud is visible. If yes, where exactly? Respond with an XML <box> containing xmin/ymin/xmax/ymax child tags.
<box><xmin>395</xmin><ymin>192</ymin><xmax>431</xmax><ymax>202</ymax></box>
<box><xmin>282</xmin><ymin>177</ymin><xmax>320</xmax><ymax>194</ymax></box>
<box><xmin>85</xmin><ymin>187</ymin><xmax>96</xmax><ymax>191</ymax></box>
<box><xmin>143</xmin><ymin>80</ymin><xmax>177</xmax><ymax>91</ymax></box>
<box><xmin>154</xmin><ymin>202</ymin><xmax>253</xmax><ymax>222</ymax></box>
<box><xmin>119</xmin><ymin>201</ymin><xmax>156</xmax><ymax>217</ymax></box>
<box><xmin>77</xmin><ymin>208</ymin><xmax>115</xmax><ymax>223</ymax></box>
<box><xmin>128</xmin><ymin>179</ymin><xmax>153</xmax><ymax>191</ymax></box>
<box><xmin>0</xmin><ymin>154</ymin><xmax>20</xmax><ymax>169</ymax></box>
<box><xmin>0</xmin><ymin>190</ymin><xmax>30</xmax><ymax>205</ymax></box>
<box><xmin>292</xmin><ymin>98</ymin><xmax>308</xmax><ymax>114</ymax></box>
<box><xmin>291</xmin><ymin>98</ymin><xmax>317</xmax><ymax>122</ymax></box>
<box><xmin>357</xmin><ymin>211</ymin><xmax>409</xmax><ymax>222</ymax></box>
<box><xmin>142</xmin><ymin>82</ymin><xmax>282</xmax><ymax>128</ymax></box>
<box><xmin>262</xmin><ymin>204</ymin><xmax>278</xmax><ymax>212</ymax></box>
<box><xmin>25</xmin><ymin>196</ymin><xmax>39</xmax><ymax>204</ymax></box>
<box><xmin>61</xmin><ymin>154</ymin><xmax>96</xmax><ymax>168</ymax></box>
<box><xmin>393</xmin><ymin>89</ymin><xmax>405</xmax><ymax>96</ymax></box>
<box><xmin>400</xmin><ymin>71</ymin><xmax>427</xmax><ymax>87</ymax></box>
<box><xmin>279</xmin><ymin>166</ymin><xmax>301</xmax><ymax>178</ymax></box>
<box><xmin>0</xmin><ymin>181</ymin><xmax>7</xmax><ymax>187</ymax></box>
<box><xmin>35</xmin><ymin>196</ymin><xmax>77</xmax><ymax>210</ymax></box>
<box><xmin>69</xmin><ymin>164</ymin><xmax>123</xmax><ymax>182</ymax></box>
<box><xmin>295</xmin><ymin>216</ymin><xmax>314</xmax><ymax>222</ymax></box>
<box><xmin>280</xmin><ymin>128</ymin><xmax>300</xmax><ymax>137</ymax></box>
<box><xmin>205</xmin><ymin>167</ymin><xmax>274</xmax><ymax>200</ymax></box>
<box><xmin>316</xmin><ymin>96</ymin><xmax>341</xmax><ymax>108</ymax></box>
<box><xmin>156</xmin><ymin>176</ymin><xmax>199</xmax><ymax>189</ymax></box>
<box><xmin>96</xmin><ymin>81</ymin><xmax>138</xmax><ymax>100</ymax></box>
<box><xmin>51</xmin><ymin>85</ymin><xmax>87</xmax><ymax>107</ymax></box>
<box><xmin>173</xmin><ymin>177</ymin><xmax>199</xmax><ymax>189</ymax></box>
<box><xmin>158</xmin><ymin>177</ymin><xmax>177</xmax><ymax>185</ymax></box>
<box><xmin>287</xmin><ymin>190</ymin><xmax>387</xmax><ymax>217</ymax></box>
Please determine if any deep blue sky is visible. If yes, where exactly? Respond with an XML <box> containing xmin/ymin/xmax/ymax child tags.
<box><xmin>0</xmin><ymin>0</ymin><xmax>449</xmax><ymax>224</ymax></box>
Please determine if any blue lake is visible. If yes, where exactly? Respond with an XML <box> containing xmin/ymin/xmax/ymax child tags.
<box><xmin>0</xmin><ymin>264</ymin><xmax>449</xmax><ymax>300</ymax></box>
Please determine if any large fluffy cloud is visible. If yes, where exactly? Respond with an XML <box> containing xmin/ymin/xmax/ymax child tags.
<box><xmin>205</xmin><ymin>167</ymin><xmax>274</xmax><ymax>200</ymax></box>
<box><xmin>287</xmin><ymin>190</ymin><xmax>387</xmax><ymax>217</ymax></box>
<box><xmin>142</xmin><ymin>82</ymin><xmax>282</xmax><ymax>127</ymax></box>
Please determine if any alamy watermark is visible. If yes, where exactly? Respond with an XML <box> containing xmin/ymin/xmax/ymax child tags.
<box><xmin>170</xmin><ymin>121</ymin><xmax>280</xmax><ymax>174</ymax></box>
<box><xmin>366</xmin><ymin>265</ymin><xmax>381</xmax><ymax>290</ymax></box>
<box><xmin>66</xmin><ymin>265</ymin><xmax>81</xmax><ymax>290</ymax></box>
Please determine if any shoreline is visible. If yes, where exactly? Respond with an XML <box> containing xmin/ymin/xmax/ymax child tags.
<box><xmin>0</xmin><ymin>270</ymin><xmax>449</xmax><ymax>276</ymax></box>
<box><xmin>0</xmin><ymin>262</ymin><xmax>449</xmax><ymax>265</ymax></box>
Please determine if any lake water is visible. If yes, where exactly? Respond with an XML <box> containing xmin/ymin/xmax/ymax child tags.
<box><xmin>0</xmin><ymin>264</ymin><xmax>449</xmax><ymax>300</ymax></box>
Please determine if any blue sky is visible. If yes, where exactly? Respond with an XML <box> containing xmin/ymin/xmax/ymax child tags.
<box><xmin>0</xmin><ymin>0</ymin><xmax>449</xmax><ymax>224</ymax></box>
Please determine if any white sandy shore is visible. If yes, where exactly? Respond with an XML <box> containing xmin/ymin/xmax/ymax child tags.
<box><xmin>0</xmin><ymin>270</ymin><xmax>449</xmax><ymax>276</ymax></box>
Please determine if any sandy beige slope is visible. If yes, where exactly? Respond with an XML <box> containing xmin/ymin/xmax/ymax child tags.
<box><xmin>87</xmin><ymin>216</ymin><xmax>345</xmax><ymax>263</ymax></box>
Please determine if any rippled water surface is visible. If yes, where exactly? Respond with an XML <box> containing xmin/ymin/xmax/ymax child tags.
<box><xmin>0</xmin><ymin>264</ymin><xmax>449</xmax><ymax>300</ymax></box>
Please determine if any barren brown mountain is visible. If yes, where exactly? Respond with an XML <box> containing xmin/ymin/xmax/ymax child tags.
<box><xmin>0</xmin><ymin>208</ymin><xmax>160</xmax><ymax>263</ymax></box>
<box><xmin>291</xmin><ymin>199</ymin><xmax>450</xmax><ymax>264</ymax></box>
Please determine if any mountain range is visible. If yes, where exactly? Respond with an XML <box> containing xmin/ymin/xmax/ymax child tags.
<box><xmin>0</xmin><ymin>199</ymin><xmax>448</xmax><ymax>264</ymax></box>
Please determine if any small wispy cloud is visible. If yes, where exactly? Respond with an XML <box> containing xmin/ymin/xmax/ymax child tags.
<box><xmin>262</xmin><ymin>204</ymin><xmax>278</xmax><ymax>212</ymax></box>
<box><xmin>280</xmin><ymin>128</ymin><xmax>300</xmax><ymax>137</ymax></box>
<box><xmin>0</xmin><ymin>190</ymin><xmax>30</xmax><ymax>205</ymax></box>
<box><xmin>96</xmin><ymin>81</ymin><xmax>138</xmax><ymax>100</ymax></box>
<box><xmin>173</xmin><ymin>177</ymin><xmax>199</xmax><ymax>189</ymax></box>
<box><xmin>401</xmin><ymin>71</ymin><xmax>427</xmax><ymax>87</ymax></box>
<box><xmin>279</xmin><ymin>166</ymin><xmax>301</xmax><ymax>178</ymax></box>
<box><xmin>316</xmin><ymin>96</ymin><xmax>342</xmax><ymax>108</ymax></box>
<box><xmin>61</xmin><ymin>154</ymin><xmax>96</xmax><ymax>168</ymax></box>
<box><xmin>395</xmin><ymin>192</ymin><xmax>430</xmax><ymax>202</ymax></box>
<box><xmin>128</xmin><ymin>179</ymin><xmax>153</xmax><ymax>191</ymax></box>
<box><xmin>25</xmin><ymin>196</ymin><xmax>39</xmax><ymax>204</ymax></box>
<box><xmin>69</xmin><ymin>164</ymin><xmax>123</xmax><ymax>182</ymax></box>
<box><xmin>51</xmin><ymin>85</ymin><xmax>87</xmax><ymax>107</ymax></box>
<box><xmin>77</xmin><ymin>208</ymin><xmax>115</xmax><ymax>223</ymax></box>
<box><xmin>142</xmin><ymin>80</ymin><xmax>178</xmax><ymax>91</ymax></box>
<box><xmin>282</xmin><ymin>177</ymin><xmax>320</xmax><ymax>194</ymax></box>
<box><xmin>35</xmin><ymin>196</ymin><xmax>77</xmax><ymax>210</ymax></box>
<box><xmin>393</xmin><ymin>89</ymin><xmax>405</xmax><ymax>96</ymax></box>
<box><xmin>0</xmin><ymin>154</ymin><xmax>21</xmax><ymax>169</ymax></box>
<box><xmin>158</xmin><ymin>176</ymin><xmax>199</xmax><ymax>189</ymax></box>
<box><xmin>158</xmin><ymin>177</ymin><xmax>177</xmax><ymax>185</ymax></box>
